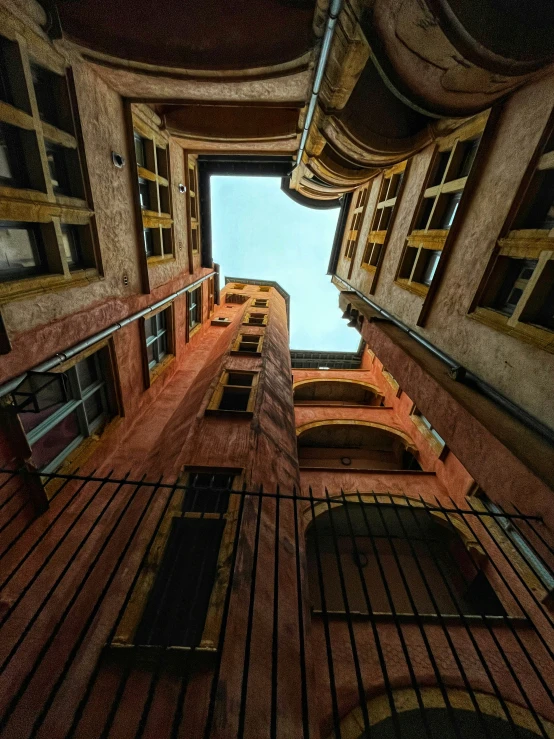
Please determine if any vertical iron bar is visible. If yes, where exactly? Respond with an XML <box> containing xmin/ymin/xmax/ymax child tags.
<box><xmin>307</xmin><ymin>487</ymin><xmax>342</xmax><ymax>739</ymax></box>
<box><xmin>292</xmin><ymin>485</ymin><xmax>310</xmax><ymax>739</ymax></box>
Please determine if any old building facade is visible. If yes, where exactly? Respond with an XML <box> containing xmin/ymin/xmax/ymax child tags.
<box><xmin>0</xmin><ymin>0</ymin><xmax>553</xmax><ymax>737</ymax></box>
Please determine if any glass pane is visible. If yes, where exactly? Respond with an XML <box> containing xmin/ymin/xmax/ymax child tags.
<box><xmin>421</xmin><ymin>250</ymin><xmax>441</xmax><ymax>286</ymax></box>
<box><xmin>31</xmin><ymin>410</ymin><xmax>80</xmax><ymax>469</ymax></box>
<box><xmin>20</xmin><ymin>401</ymin><xmax>65</xmax><ymax>434</ymax></box>
<box><xmin>227</xmin><ymin>372</ymin><xmax>253</xmax><ymax>387</ymax></box>
<box><xmin>145</xmin><ymin>316</ymin><xmax>155</xmax><ymax>339</ymax></box>
<box><xmin>61</xmin><ymin>226</ymin><xmax>82</xmax><ymax>268</ymax></box>
<box><xmin>440</xmin><ymin>191</ymin><xmax>462</xmax><ymax>229</ymax></box>
<box><xmin>457</xmin><ymin>137</ymin><xmax>480</xmax><ymax>178</ymax></box>
<box><xmin>430</xmin><ymin>150</ymin><xmax>450</xmax><ymax>186</ymax></box>
<box><xmin>158</xmin><ymin>310</ymin><xmax>167</xmax><ymax>332</ymax></box>
<box><xmin>31</xmin><ymin>64</ymin><xmax>60</xmax><ymax>127</ymax></box>
<box><xmin>45</xmin><ymin>143</ymin><xmax>69</xmax><ymax>195</ymax></box>
<box><xmin>138</xmin><ymin>178</ymin><xmax>151</xmax><ymax>210</ymax></box>
<box><xmin>76</xmin><ymin>355</ymin><xmax>98</xmax><ymax>390</ymax></box>
<box><xmin>143</xmin><ymin>228</ymin><xmax>153</xmax><ymax>256</ymax></box>
<box><xmin>0</xmin><ymin>223</ymin><xmax>43</xmax><ymax>280</ymax></box>
<box><xmin>84</xmin><ymin>392</ymin><xmax>103</xmax><ymax>424</ymax></box>
<box><xmin>147</xmin><ymin>342</ymin><xmax>156</xmax><ymax>367</ymax></box>
<box><xmin>158</xmin><ymin>333</ymin><xmax>168</xmax><ymax>359</ymax></box>
<box><xmin>134</xmin><ymin>134</ymin><xmax>146</xmax><ymax>167</ymax></box>
<box><xmin>0</xmin><ymin>125</ymin><xmax>13</xmax><ymax>181</ymax></box>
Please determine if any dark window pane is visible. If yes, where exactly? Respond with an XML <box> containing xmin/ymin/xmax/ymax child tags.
<box><xmin>0</xmin><ymin>222</ymin><xmax>43</xmax><ymax>280</ymax></box>
<box><xmin>219</xmin><ymin>387</ymin><xmax>249</xmax><ymax>411</ymax></box>
<box><xmin>76</xmin><ymin>356</ymin><xmax>98</xmax><ymax>390</ymax></box>
<box><xmin>135</xmin><ymin>518</ymin><xmax>225</xmax><ymax>647</ymax></box>
<box><xmin>61</xmin><ymin>225</ymin><xmax>82</xmax><ymax>269</ymax></box>
<box><xmin>416</xmin><ymin>197</ymin><xmax>434</xmax><ymax>229</ymax></box>
<box><xmin>421</xmin><ymin>250</ymin><xmax>441</xmax><ymax>286</ymax></box>
<box><xmin>439</xmin><ymin>190</ymin><xmax>462</xmax><ymax>229</ymax></box>
<box><xmin>429</xmin><ymin>150</ymin><xmax>450</xmax><ymax>186</ymax></box>
<box><xmin>494</xmin><ymin>259</ymin><xmax>537</xmax><ymax>315</ymax></box>
<box><xmin>227</xmin><ymin>373</ymin><xmax>253</xmax><ymax>387</ymax></box>
<box><xmin>45</xmin><ymin>142</ymin><xmax>70</xmax><ymax>195</ymax></box>
<box><xmin>457</xmin><ymin>137</ymin><xmax>480</xmax><ymax>178</ymax></box>
<box><xmin>158</xmin><ymin>310</ymin><xmax>167</xmax><ymax>331</ymax></box>
<box><xmin>143</xmin><ymin>228</ymin><xmax>153</xmax><ymax>256</ymax></box>
<box><xmin>31</xmin><ymin>64</ymin><xmax>61</xmax><ymax>128</ymax></box>
<box><xmin>20</xmin><ymin>401</ymin><xmax>65</xmax><ymax>434</ymax></box>
<box><xmin>158</xmin><ymin>332</ymin><xmax>168</xmax><ymax>359</ymax></box>
<box><xmin>147</xmin><ymin>342</ymin><xmax>156</xmax><ymax>367</ymax></box>
<box><xmin>518</xmin><ymin>169</ymin><xmax>554</xmax><ymax>230</ymax></box>
<box><xmin>0</xmin><ymin>123</ymin><xmax>25</xmax><ymax>187</ymax></box>
<box><xmin>134</xmin><ymin>133</ymin><xmax>146</xmax><ymax>168</ymax></box>
<box><xmin>31</xmin><ymin>410</ymin><xmax>81</xmax><ymax>469</ymax></box>
<box><xmin>138</xmin><ymin>178</ymin><xmax>151</xmax><ymax>210</ymax></box>
<box><xmin>84</xmin><ymin>393</ymin><xmax>103</xmax><ymax>424</ymax></box>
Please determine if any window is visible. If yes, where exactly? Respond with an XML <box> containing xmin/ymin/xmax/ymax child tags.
<box><xmin>0</xmin><ymin>30</ymin><xmax>98</xmax><ymax>297</ymax></box>
<box><xmin>381</xmin><ymin>367</ymin><xmax>400</xmax><ymax>396</ymax></box>
<box><xmin>258</xmin><ymin>286</ymin><xmax>270</xmax><ymax>292</ymax></box>
<box><xmin>111</xmin><ymin>468</ymin><xmax>240</xmax><ymax>652</ymax></box>
<box><xmin>233</xmin><ymin>283</ymin><xmax>246</xmax><ymax>290</ymax></box>
<box><xmin>187</xmin><ymin>285</ymin><xmax>202</xmax><ymax>334</ymax></box>
<box><xmin>472</xmin><ymin>127</ymin><xmax>554</xmax><ymax>350</ymax></box>
<box><xmin>396</xmin><ymin>130</ymin><xmax>482</xmax><ymax>295</ymax></box>
<box><xmin>144</xmin><ymin>307</ymin><xmax>172</xmax><ymax>375</ymax></box>
<box><xmin>232</xmin><ymin>333</ymin><xmax>263</xmax><ymax>354</ymax></box>
<box><xmin>253</xmin><ymin>298</ymin><xmax>268</xmax><ymax>307</ymax></box>
<box><xmin>208</xmin><ymin>276</ymin><xmax>215</xmax><ymax>316</ymax></box>
<box><xmin>132</xmin><ymin>115</ymin><xmax>173</xmax><ymax>261</ymax></box>
<box><xmin>185</xmin><ymin>153</ymin><xmax>200</xmax><ymax>255</ymax></box>
<box><xmin>207</xmin><ymin>370</ymin><xmax>259</xmax><ymax>414</ymax></box>
<box><xmin>19</xmin><ymin>348</ymin><xmax>112</xmax><ymax>473</ymax></box>
<box><xmin>411</xmin><ymin>409</ymin><xmax>445</xmax><ymax>452</ymax></box>
<box><xmin>361</xmin><ymin>161</ymin><xmax>407</xmax><ymax>283</ymax></box>
<box><xmin>343</xmin><ymin>185</ymin><xmax>369</xmax><ymax>262</ymax></box>
<box><xmin>243</xmin><ymin>312</ymin><xmax>268</xmax><ymax>326</ymax></box>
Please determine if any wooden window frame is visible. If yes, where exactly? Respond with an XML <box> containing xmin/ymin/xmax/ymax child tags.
<box><xmin>381</xmin><ymin>367</ymin><xmax>401</xmax><ymax>397</ymax></box>
<box><xmin>185</xmin><ymin>153</ymin><xmax>200</xmax><ymax>267</ymax></box>
<box><xmin>109</xmin><ymin>467</ymin><xmax>244</xmax><ymax>657</ymax></box>
<box><xmin>243</xmin><ymin>311</ymin><xmax>268</xmax><ymax>326</ymax></box>
<box><xmin>361</xmin><ymin>160</ymin><xmax>409</xmax><ymax>294</ymax></box>
<box><xmin>395</xmin><ymin>115</ymin><xmax>487</xmax><ymax>299</ymax></box>
<box><xmin>343</xmin><ymin>184</ymin><xmax>370</xmax><ymax>271</ymax></box>
<box><xmin>206</xmin><ymin>370</ymin><xmax>259</xmax><ymax>416</ymax></box>
<box><xmin>469</xmin><ymin>118</ymin><xmax>554</xmax><ymax>353</ymax></box>
<box><xmin>207</xmin><ymin>276</ymin><xmax>215</xmax><ymax>317</ymax></box>
<box><xmin>231</xmin><ymin>332</ymin><xmax>264</xmax><ymax>355</ymax></box>
<box><xmin>258</xmin><ymin>286</ymin><xmax>270</xmax><ymax>292</ymax></box>
<box><xmin>253</xmin><ymin>298</ymin><xmax>268</xmax><ymax>308</ymax></box>
<box><xmin>186</xmin><ymin>284</ymin><xmax>203</xmax><ymax>340</ymax></box>
<box><xmin>20</xmin><ymin>340</ymin><xmax>118</xmax><ymax>475</ymax></box>
<box><xmin>140</xmin><ymin>303</ymin><xmax>175</xmax><ymax>388</ymax></box>
<box><xmin>131</xmin><ymin>110</ymin><xmax>174</xmax><ymax>270</ymax></box>
<box><xmin>232</xmin><ymin>283</ymin><xmax>246</xmax><ymax>290</ymax></box>
<box><xmin>0</xmin><ymin>22</ymin><xmax>100</xmax><ymax>304</ymax></box>
<box><xmin>410</xmin><ymin>408</ymin><xmax>446</xmax><ymax>456</ymax></box>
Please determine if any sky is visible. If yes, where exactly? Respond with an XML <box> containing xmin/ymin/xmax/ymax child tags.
<box><xmin>211</xmin><ymin>176</ymin><xmax>360</xmax><ymax>352</ymax></box>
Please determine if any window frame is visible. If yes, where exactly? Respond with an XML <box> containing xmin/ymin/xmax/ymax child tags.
<box><xmin>0</xmin><ymin>26</ymin><xmax>100</xmax><ymax>302</ymax></box>
<box><xmin>20</xmin><ymin>344</ymin><xmax>114</xmax><ymax>474</ymax></box>
<box><xmin>395</xmin><ymin>115</ymin><xmax>486</xmax><ymax>299</ymax></box>
<box><xmin>231</xmin><ymin>332</ymin><xmax>264</xmax><ymax>355</ymax></box>
<box><xmin>410</xmin><ymin>407</ymin><xmax>446</xmax><ymax>456</ymax></box>
<box><xmin>243</xmin><ymin>311</ymin><xmax>268</xmax><ymax>326</ymax></box>
<box><xmin>187</xmin><ymin>284</ymin><xmax>203</xmax><ymax>338</ymax></box>
<box><xmin>361</xmin><ymin>160</ymin><xmax>409</xmax><ymax>293</ymax></box>
<box><xmin>109</xmin><ymin>467</ymin><xmax>244</xmax><ymax>655</ymax></box>
<box><xmin>141</xmin><ymin>303</ymin><xmax>175</xmax><ymax>386</ymax></box>
<box><xmin>185</xmin><ymin>152</ymin><xmax>200</xmax><ymax>265</ymax></box>
<box><xmin>206</xmin><ymin>370</ymin><xmax>259</xmax><ymax>416</ymax></box>
<box><xmin>343</xmin><ymin>184</ymin><xmax>370</xmax><ymax>271</ymax></box>
<box><xmin>469</xmin><ymin>118</ymin><xmax>554</xmax><ymax>353</ymax></box>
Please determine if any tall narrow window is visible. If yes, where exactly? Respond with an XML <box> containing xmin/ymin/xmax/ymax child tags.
<box><xmin>208</xmin><ymin>276</ymin><xmax>215</xmax><ymax>316</ymax></box>
<box><xmin>132</xmin><ymin>115</ymin><xmax>173</xmax><ymax>261</ymax></box>
<box><xmin>186</xmin><ymin>153</ymin><xmax>201</xmax><ymax>256</ymax></box>
<box><xmin>207</xmin><ymin>371</ymin><xmax>259</xmax><ymax>414</ymax></box>
<box><xmin>243</xmin><ymin>312</ymin><xmax>267</xmax><ymax>326</ymax></box>
<box><xmin>361</xmin><ymin>161</ymin><xmax>407</xmax><ymax>287</ymax></box>
<box><xmin>343</xmin><ymin>185</ymin><xmax>369</xmax><ymax>261</ymax></box>
<box><xmin>19</xmin><ymin>347</ymin><xmax>113</xmax><ymax>472</ymax></box>
<box><xmin>411</xmin><ymin>408</ymin><xmax>445</xmax><ymax>453</ymax></box>
<box><xmin>397</xmin><ymin>130</ymin><xmax>482</xmax><ymax>295</ymax></box>
<box><xmin>253</xmin><ymin>298</ymin><xmax>268</xmax><ymax>307</ymax></box>
<box><xmin>144</xmin><ymin>307</ymin><xmax>173</xmax><ymax>375</ymax></box>
<box><xmin>187</xmin><ymin>285</ymin><xmax>202</xmax><ymax>335</ymax></box>
<box><xmin>473</xmin><ymin>127</ymin><xmax>554</xmax><ymax>349</ymax></box>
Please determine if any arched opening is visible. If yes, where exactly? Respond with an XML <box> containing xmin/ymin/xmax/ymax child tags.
<box><xmin>329</xmin><ymin>687</ymin><xmax>550</xmax><ymax>739</ymax></box>
<box><xmin>307</xmin><ymin>501</ymin><xmax>506</xmax><ymax>617</ymax></box>
<box><xmin>297</xmin><ymin>422</ymin><xmax>421</xmax><ymax>470</ymax></box>
<box><xmin>293</xmin><ymin>380</ymin><xmax>382</xmax><ymax>406</ymax></box>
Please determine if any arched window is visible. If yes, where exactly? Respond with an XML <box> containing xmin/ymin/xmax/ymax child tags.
<box><xmin>307</xmin><ymin>500</ymin><xmax>505</xmax><ymax>617</ymax></box>
<box><xmin>297</xmin><ymin>422</ymin><xmax>422</xmax><ymax>471</ymax></box>
<box><xmin>293</xmin><ymin>380</ymin><xmax>382</xmax><ymax>406</ymax></box>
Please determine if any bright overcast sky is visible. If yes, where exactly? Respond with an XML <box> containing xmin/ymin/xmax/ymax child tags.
<box><xmin>211</xmin><ymin>176</ymin><xmax>360</xmax><ymax>351</ymax></box>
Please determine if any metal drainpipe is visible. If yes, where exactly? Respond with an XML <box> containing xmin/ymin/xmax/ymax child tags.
<box><xmin>0</xmin><ymin>272</ymin><xmax>214</xmax><ymax>398</ymax></box>
<box><xmin>334</xmin><ymin>275</ymin><xmax>554</xmax><ymax>444</ymax></box>
<box><xmin>296</xmin><ymin>0</ymin><xmax>343</xmax><ymax>168</ymax></box>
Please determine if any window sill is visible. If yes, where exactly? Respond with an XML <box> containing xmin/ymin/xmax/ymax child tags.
<box><xmin>361</xmin><ymin>263</ymin><xmax>376</xmax><ymax>274</ymax></box>
<box><xmin>205</xmin><ymin>409</ymin><xmax>253</xmax><ymax>419</ymax></box>
<box><xmin>147</xmin><ymin>254</ymin><xmax>175</xmax><ymax>265</ymax></box>
<box><xmin>406</xmin><ymin>230</ymin><xmax>448</xmax><ymax>249</ymax></box>
<box><xmin>188</xmin><ymin>323</ymin><xmax>201</xmax><ymax>340</ymax></box>
<box><xmin>148</xmin><ymin>354</ymin><xmax>175</xmax><ymax>387</ymax></box>
<box><xmin>469</xmin><ymin>307</ymin><xmax>554</xmax><ymax>353</ymax></box>
<box><xmin>0</xmin><ymin>268</ymin><xmax>100</xmax><ymax>305</ymax></box>
<box><xmin>394</xmin><ymin>278</ymin><xmax>429</xmax><ymax>299</ymax></box>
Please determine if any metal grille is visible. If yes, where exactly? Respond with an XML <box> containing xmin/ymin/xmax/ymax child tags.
<box><xmin>1</xmin><ymin>468</ymin><xmax>553</xmax><ymax>739</ymax></box>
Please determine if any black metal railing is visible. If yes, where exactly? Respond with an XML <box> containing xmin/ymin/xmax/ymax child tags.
<box><xmin>0</xmin><ymin>468</ymin><xmax>553</xmax><ymax>739</ymax></box>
